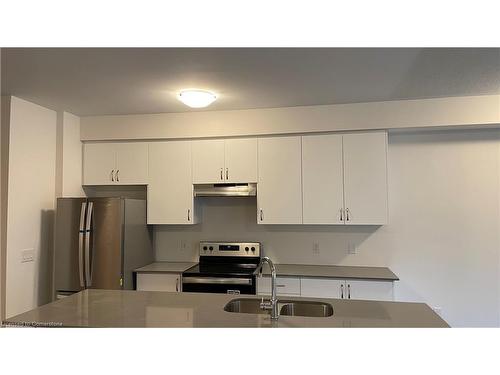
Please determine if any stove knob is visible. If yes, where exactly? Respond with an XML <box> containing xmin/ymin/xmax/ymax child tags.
<box><xmin>245</xmin><ymin>247</ymin><xmax>249</xmax><ymax>252</ymax></box>
<box><xmin>251</xmin><ymin>247</ymin><xmax>256</xmax><ymax>252</ymax></box>
<box><xmin>203</xmin><ymin>246</ymin><xmax>208</xmax><ymax>251</ymax></box>
<box><xmin>209</xmin><ymin>246</ymin><xmax>213</xmax><ymax>251</ymax></box>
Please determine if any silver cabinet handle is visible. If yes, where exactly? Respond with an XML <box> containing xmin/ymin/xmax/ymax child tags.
<box><xmin>347</xmin><ymin>284</ymin><xmax>351</xmax><ymax>299</ymax></box>
<box><xmin>260</xmin><ymin>209</ymin><xmax>263</xmax><ymax>221</ymax></box>
<box><xmin>116</xmin><ymin>169</ymin><xmax>120</xmax><ymax>182</ymax></box>
<box><xmin>346</xmin><ymin>208</ymin><xmax>350</xmax><ymax>221</ymax></box>
<box><xmin>340</xmin><ymin>208</ymin><xmax>343</xmax><ymax>221</ymax></box>
<box><xmin>111</xmin><ymin>170</ymin><xmax>114</xmax><ymax>182</ymax></box>
<box><xmin>226</xmin><ymin>168</ymin><xmax>229</xmax><ymax>180</ymax></box>
<box><xmin>276</xmin><ymin>284</ymin><xmax>286</xmax><ymax>288</ymax></box>
<box><xmin>187</xmin><ymin>208</ymin><xmax>191</xmax><ymax>222</ymax></box>
<box><xmin>176</xmin><ymin>278</ymin><xmax>179</xmax><ymax>292</ymax></box>
<box><xmin>340</xmin><ymin>284</ymin><xmax>344</xmax><ymax>299</ymax></box>
<box><xmin>220</xmin><ymin>168</ymin><xmax>223</xmax><ymax>180</ymax></box>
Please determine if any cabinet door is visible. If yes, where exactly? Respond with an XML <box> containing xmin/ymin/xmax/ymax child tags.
<box><xmin>136</xmin><ymin>273</ymin><xmax>181</xmax><ymax>292</ymax></box>
<box><xmin>300</xmin><ymin>278</ymin><xmax>344</xmax><ymax>299</ymax></box>
<box><xmin>115</xmin><ymin>142</ymin><xmax>148</xmax><ymax>184</ymax></box>
<box><xmin>192</xmin><ymin>139</ymin><xmax>225</xmax><ymax>183</ymax></box>
<box><xmin>302</xmin><ymin>134</ymin><xmax>344</xmax><ymax>224</ymax></box>
<box><xmin>345</xmin><ymin>280</ymin><xmax>394</xmax><ymax>301</ymax></box>
<box><xmin>224</xmin><ymin>138</ymin><xmax>258</xmax><ymax>183</ymax></box>
<box><xmin>257</xmin><ymin>137</ymin><xmax>302</xmax><ymax>224</ymax></box>
<box><xmin>148</xmin><ymin>141</ymin><xmax>195</xmax><ymax>224</ymax></box>
<box><xmin>257</xmin><ymin>276</ymin><xmax>301</xmax><ymax>297</ymax></box>
<box><xmin>343</xmin><ymin>132</ymin><xmax>388</xmax><ymax>225</ymax></box>
<box><xmin>83</xmin><ymin>143</ymin><xmax>116</xmax><ymax>185</ymax></box>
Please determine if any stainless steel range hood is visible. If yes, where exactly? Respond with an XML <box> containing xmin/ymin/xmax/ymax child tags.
<box><xmin>193</xmin><ymin>183</ymin><xmax>257</xmax><ymax>197</ymax></box>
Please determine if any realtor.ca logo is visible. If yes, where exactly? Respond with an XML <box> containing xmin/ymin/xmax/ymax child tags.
<box><xmin>2</xmin><ymin>321</ymin><xmax>63</xmax><ymax>327</ymax></box>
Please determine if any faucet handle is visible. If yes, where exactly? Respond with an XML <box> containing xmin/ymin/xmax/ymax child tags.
<box><xmin>260</xmin><ymin>297</ymin><xmax>270</xmax><ymax>310</ymax></box>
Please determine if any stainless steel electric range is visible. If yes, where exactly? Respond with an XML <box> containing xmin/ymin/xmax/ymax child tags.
<box><xmin>182</xmin><ymin>241</ymin><xmax>261</xmax><ymax>295</ymax></box>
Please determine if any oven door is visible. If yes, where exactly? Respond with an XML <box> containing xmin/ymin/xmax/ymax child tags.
<box><xmin>182</xmin><ymin>276</ymin><xmax>256</xmax><ymax>295</ymax></box>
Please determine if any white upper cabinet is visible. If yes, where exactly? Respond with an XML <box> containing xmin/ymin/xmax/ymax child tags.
<box><xmin>192</xmin><ymin>138</ymin><xmax>258</xmax><ymax>184</ymax></box>
<box><xmin>148</xmin><ymin>141</ymin><xmax>195</xmax><ymax>224</ymax></box>
<box><xmin>302</xmin><ymin>134</ymin><xmax>344</xmax><ymax>224</ymax></box>
<box><xmin>114</xmin><ymin>143</ymin><xmax>148</xmax><ymax>184</ymax></box>
<box><xmin>302</xmin><ymin>131</ymin><xmax>388</xmax><ymax>225</ymax></box>
<box><xmin>83</xmin><ymin>143</ymin><xmax>116</xmax><ymax>185</ymax></box>
<box><xmin>257</xmin><ymin>136</ymin><xmax>302</xmax><ymax>224</ymax></box>
<box><xmin>192</xmin><ymin>140</ymin><xmax>225</xmax><ymax>183</ymax></box>
<box><xmin>83</xmin><ymin>142</ymin><xmax>148</xmax><ymax>185</ymax></box>
<box><xmin>224</xmin><ymin>138</ymin><xmax>258</xmax><ymax>183</ymax></box>
<box><xmin>343</xmin><ymin>132</ymin><xmax>388</xmax><ymax>225</ymax></box>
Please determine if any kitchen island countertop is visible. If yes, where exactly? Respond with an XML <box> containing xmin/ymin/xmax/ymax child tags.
<box><xmin>3</xmin><ymin>289</ymin><xmax>448</xmax><ymax>328</ymax></box>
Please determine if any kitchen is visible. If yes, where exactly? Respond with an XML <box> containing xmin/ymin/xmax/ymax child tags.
<box><xmin>1</xmin><ymin>6</ymin><xmax>500</xmax><ymax>371</ymax></box>
<box><xmin>2</xmin><ymin>47</ymin><xmax>499</xmax><ymax>328</ymax></box>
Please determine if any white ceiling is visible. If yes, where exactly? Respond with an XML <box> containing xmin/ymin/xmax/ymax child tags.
<box><xmin>1</xmin><ymin>48</ymin><xmax>499</xmax><ymax>116</ymax></box>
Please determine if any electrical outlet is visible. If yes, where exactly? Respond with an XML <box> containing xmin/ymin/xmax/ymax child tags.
<box><xmin>347</xmin><ymin>242</ymin><xmax>356</xmax><ymax>254</ymax></box>
<box><xmin>432</xmin><ymin>306</ymin><xmax>442</xmax><ymax>316</ymax></box>
<box><xmin>180</xmin><ymin>240</ymin><xmax>187</xmax><ymax>251</ymax></box>
<box><xmin>312</xmin><ymin>242</ymin><xmax>320</xmax><ymax>255</ymax></box>
<box><xmin>21</xmin><ymin>248</ymin><xmax>35</xmax><ymax>263</ymax></box>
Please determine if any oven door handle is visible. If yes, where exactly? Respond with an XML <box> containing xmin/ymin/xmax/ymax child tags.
<box><xmin>182</xmin><ymin>277</ymin><xmax>253</xmax><ymax>285</ymax></box>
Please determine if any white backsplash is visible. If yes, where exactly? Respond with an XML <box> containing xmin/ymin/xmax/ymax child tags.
<box><xmin>153</xmin><ymin>196</ymin><xmax>383</xmax><ymax>265</ymax></box>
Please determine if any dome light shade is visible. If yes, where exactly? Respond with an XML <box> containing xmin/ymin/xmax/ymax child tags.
<box><xmin>178</xmin><ymin>89</ymin><xmax>217</xmax><ymax>108</ymax></box>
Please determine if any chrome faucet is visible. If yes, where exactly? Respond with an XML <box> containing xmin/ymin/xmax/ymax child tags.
<box><xmin>255</xmin><ymin>256</ymin><xmax>279</xmax><ymax>320</ymax></box>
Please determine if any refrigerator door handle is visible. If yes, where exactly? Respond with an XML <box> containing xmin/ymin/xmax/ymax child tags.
<box><xmin>85</xmin><ymin>201</ymin><xmax>94</xmax><ymax>287</ymax></box>
<box><xmin>78</xmin><ymin>202</ymin><xmax>87</xmax><ymax>288</ymax></box>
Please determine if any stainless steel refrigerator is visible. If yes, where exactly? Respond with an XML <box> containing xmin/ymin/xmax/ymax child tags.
<box><xmin>54</xmin><ymin>197</ymin><xmax>153</xmax><ymax>299</ymax></box>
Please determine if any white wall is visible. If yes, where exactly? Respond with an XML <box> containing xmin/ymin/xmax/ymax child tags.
<box><xmin>154</xmin><ymin>129</ymin><xmax>500</xmax><ymax>327</ymax></box>
<box><xmin>56</xmin><ymin>112</ymin><xmax>83</xmax><ymax>197</ymax></box>
<box><xmin>80</xmin><ymin>94</ymin><xmax>500</xmax><ymax>141</ymax></box>
<box><xmin>5</xmin><ymin>96</ymin><xmax>57</xmax><ymax>318</ymax></box>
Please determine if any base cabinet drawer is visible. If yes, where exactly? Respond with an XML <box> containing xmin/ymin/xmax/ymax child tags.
<box><xmin>136</xmin><ymin>273</ymin><xmax>181</xmax><ymax>292</ymax></box>
<box><xmin>257</xmin><ymin>276</ymin><xmax>301</xmax><ymax>296</ymax></box>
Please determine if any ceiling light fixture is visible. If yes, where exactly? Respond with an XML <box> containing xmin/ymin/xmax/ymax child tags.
<box><xmin>178</xmin><ymin>89</ymin><xmax>217</xmax><ymax>108</ymax></box>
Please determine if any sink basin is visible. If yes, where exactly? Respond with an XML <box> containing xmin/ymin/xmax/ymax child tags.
<box><xmin>224</xmin><ymin>298</ymin><xmax>333</xmax><ymax>318</ymax></box>
<box><xmin>224</xmin><ymin>299</ymin><xmax>268</xmax><ymax>315</ymax></box>
<box><xmin>279</xmin><ymin>301</ymin><xmax>333</xmax><ymax>317</ymax></box>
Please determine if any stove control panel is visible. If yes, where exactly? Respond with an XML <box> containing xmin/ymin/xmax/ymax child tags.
<box><xmin>199</xmin><ymin>242</ymin><xmax>261</xmax><ymax>257</ymax></box>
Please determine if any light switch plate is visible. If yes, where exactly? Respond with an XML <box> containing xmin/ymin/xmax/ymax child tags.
<box><xmin>21</xmin><ymin>248</ymin><xmax>35</xmax><ymax>263</ymax></box>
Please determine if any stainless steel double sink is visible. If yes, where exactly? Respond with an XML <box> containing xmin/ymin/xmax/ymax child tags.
<box><xmin>224</xmin><ymin>298</ymin><xmax>333</xmax><ymax>318</ymax></box>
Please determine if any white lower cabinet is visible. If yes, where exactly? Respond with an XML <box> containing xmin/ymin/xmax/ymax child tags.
<box><xmin>136</xmin><ymin>273</ymin><xmax>182</xmax><ymax>292</ymax></box>
<box><xmin>257</xmin><ymin>276</ymin><xmax>301</xmax><ymax>297</ymax></box>
<box><xmin>300</xmin><ymin>277</ymin><xmax>394</xmax><ymax>301</ymax></box>
<box><xmin>300</xmin><ymin>278</ymin><xmax>343</xmax><ymax>299</ymax></box>
<box><xmin>344</xmin><ymin>279</ymin><xmax>394</xmax><ymax>301</ymax></box>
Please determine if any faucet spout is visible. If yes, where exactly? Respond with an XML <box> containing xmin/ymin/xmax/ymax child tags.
<box><xmin>255</xmin><ymin>256</ymin><xmax>279</xmax><ymax>320</ymax></box>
